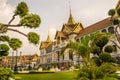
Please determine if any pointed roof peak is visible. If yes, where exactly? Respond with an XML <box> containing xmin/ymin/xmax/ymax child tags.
<box><xmin>46</xmin><ymin>30</ymin><xmax>52</xmax><ymax>42</ymax></box>
<box><xmin>116</xmin><ymin>0</ymin><xmax>120</xmax><ymax>9</ymax></box>
<box><xmin>67</xmin><ymin>1</ymin><xmax>76</xmax><ymax>25</ymax></box>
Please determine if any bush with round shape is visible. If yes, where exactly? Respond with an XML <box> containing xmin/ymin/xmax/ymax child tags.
<box><xmin>0</xmin><ymin>35</ymin><xmax>10</xmax><ymax>42</ymax></box>
<box><xmin>99</xmin><ymin>52</ymin><xmax>112</xmax><ymax>62</ymax></box>
<box><xmin>15</xmin><ymin>2</ymin><xmax>29</xmax><ymax>17</ymax></box>
<box><xmin>113</xmin><ymin>19</ymin><xmax>120</xmax><ymax>25</ymax></box>
<box><xmin>0</xmin><ymin>68</ymin><xmax>14</xmax><ymax>80</ymax></box>
<box><xmin>20</xmin><ymin>14</ymin><xmax>41</xmax><ymax>28</ymax></box>
<box><xmin>9</xmin><ymin>38</ymin><xmax>22</xmax><ymax>50</ymax></box>
<box><xmin>0</xmin><ymin>44</ymin><xmax>9</xmax><ymax>56</ymax></box>
<box><xmin>108</xmin><ymin>9</ymin><xmax>115</xmax><ymax>16</ymax></box>
<box><xmin>105</xmin><ymin>45</ymin><xmax>115</xmax><ymax>53</ymax></box>
<box><xmin>28</xmin><ymin>32</ymin><xmax>40</xmax><ymax>45</ymax></box>
<box><xmin>117</xmin><ymin>7</ymin><xmax>120</xmax><ymax>16</ymax></box>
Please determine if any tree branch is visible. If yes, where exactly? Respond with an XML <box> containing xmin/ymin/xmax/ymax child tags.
<box><xmin>4</xmin><ymin>24</ymin><xmax>21</xmax><ymax>27</ymax></box>
<box><xmin>110</xmin><ymin>40</ymin><xmax>120</xmax><ymax>49</ymax></box>
<box><xmin>8</xmin><ymin>14</ymin><xmax>16</xmax><ymax>25</ymax></box>
<box><xmin>7</xmin><ymin>28</ymin><xmax>28</xmax><ymax>37</ymax></box>
<box><xmin>115</xmin><ymin>25</ymin><xmax>120</xmax><ymax>43</ymax></box>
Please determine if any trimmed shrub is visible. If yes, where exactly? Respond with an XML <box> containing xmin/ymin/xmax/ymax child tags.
<box><xmin>0</xmin><ymin>68</ymin><xmax>14</xmax><ymax>80</ymax></box>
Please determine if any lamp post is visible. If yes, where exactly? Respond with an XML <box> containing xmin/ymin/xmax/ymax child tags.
<box><xmin>14</xmin><ymin>50</ymin><xmax>18</xmax><ymax>73</ymax></box>
<box><xmin>20</xmin><ymin>51</ymin><xmax>22</xmax><ymax>71</ymax></box>
<box><xmin>11</xmin><ymin>51</ymin><xmax>14</xmax><ymax>70</ymax></box>
<box><xmin>28</xmin><ymin>54</ymin><xmax>32</xmax><ymax>71</ymax></box>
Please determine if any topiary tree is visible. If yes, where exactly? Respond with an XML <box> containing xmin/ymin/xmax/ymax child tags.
<box><xmin>0</xmin><ymin>1</ymin><xmax>41</xmax><ymax>56</ymax></box>
<box><xmin>0</xmin><ymin>1</ymin><xmax>41</xmax><ymax>77</ymax></box>
<box><xmin>91</xmin><ymin>45</ymin><xmax>101</xmax><ymax>56</ymax></box>
<box><xmin>91</xmin><ymin>32</ymin><xmax>110</xmax><ymax>51</ymax></box>
<box><xmin>0</xmin><ymin>44</ymin><xmax>9</xmax><ymax>57</ymax></box>
<box><xmin>90</xmin><ymin>32</ymin><xmax>117</xmax><ymax>66</ymax></box>
<box><xmin>99</xmin><ymin>52</ymin><xmax>112</xmax><ymax>62</ymax></box>
<box><xmin>104</xmin><ymin>45</ymin><xmax>115</xmax><ymax>53</ymax></box>
<box><xmin>0</xmin><ymin>68</ymin><xmax>14</xmax><ymax>80</ymax></box>
<box><xmin>108</xmin><ymin>6</ymin><xmax>120</xmax><ymax>49</ymax></box>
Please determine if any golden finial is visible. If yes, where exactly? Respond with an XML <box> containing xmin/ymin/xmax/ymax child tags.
<box><xmin>68</xmin><ymin>0</ymin><xmax>75</xmax><ymax>25</ymax></box>
<box><xmin>46</xmin><ymin>30</ymin><xmax>52</xmax><ymax>42</ymax></box>
<box><xmin>116</xmin><ymin>0</ymin><xmax>120</xmax><ymax>9</ymax></box>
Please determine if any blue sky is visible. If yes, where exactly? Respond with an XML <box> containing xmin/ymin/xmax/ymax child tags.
<box><xmin>0</xmin><ymin>0</ymin><xmax>118</xmax><ymax>55</ymax></box>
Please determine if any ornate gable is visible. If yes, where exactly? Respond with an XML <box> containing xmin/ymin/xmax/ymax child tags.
<box><xmin>55</xmin><ymin>31</ymin><xmax>66</xmax><ymax>39</ymax></box>
<box><xmin>61</xmin><ymin>7</ymin><xmax>84</xmax><ymax>35</ymax></box>
<box><xmin>40</xmin><ymin>32</ymin><xmax>53</xmax><ymax>49</ymax></box>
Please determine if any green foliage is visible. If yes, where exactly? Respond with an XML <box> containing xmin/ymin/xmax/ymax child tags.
<box><xmin>108</xmin><ymin>73</ymin><xmax>120</xmax><ymax>79</ymax></box>
<box><xmin>28</xmin><ymin>32</ymin><xmax>40</xmax><ymax>45</ymax></box>
<box><xmin>9</xmin><ymin>38</ymin><xmax>22</xmax><ymax>50</ymax></box>
<box><xmin>77</xmin><ymin>62</ymin><xmax>118</xmax><ymax>80</ymax></box>
<box><xmin>61</xmin><ymin>35</ymin><xmax>91</xmax><ymax>58</ymax></box>
<box><xmin>96</xmin><ymin>36</ymin><xmax>109</xmax><ymax>50</ymax></box>
<box><xmin>0</xmin><ymin>51</ymin><xmax>9</xmax><ymax>57</ymax></box>
<box><xmin>91</xmin><ymin>46</ymin><xmax>101</xmax><ymax>55</ymax></box>
<box><xmin>15</xmin><ymin>2</ymin><xmax>29</xmax><ymax>17</ymax></box>
<box><xmin>15</xmin><ymin>72</ymin><xmax>75</xmax><ymax>80</ymax></box>
<box><xmin>105</xmin><ymin>45</ymin><xmax>115</xmax><ymax>53</ymax></box>
<box><xmin>99</xmin><ymin>52</ymin><xmax>112</xmax><ymax>62</ymax></box>
<box><xmin>98</xmin><ymin>63</ymin><xmax>117</xmax><ymax>76</ymax></box>
<box><xmin>20</xmin><ymin>14</ymin><xmax>41</xmax><ymax>28</ymax></box>
<box><xmin>77</xmin><ymin>64</ymin><xmax>98</xmax><ymax>80</ymax></box>
<box><xmin>81</xmin><ymin>35</ymin><xmax>91</xmax><ymax>46</ymax></box>
<box><xmin>0</xmin><ymin>68</ymin><xmax>14</xmax><ymax>80</ymax></box>
<box><xmin>92</xmin><ymin>32</ymin><xmax>110</xmax><ymax>50</ymax></box>
<box><xmin>113</xmin><ymin>19</ymin><xmax>120</xmax><ymax>25</ymax></box>
<box><xmin>0</xmin><ymin>23</ymin><xmax>7</xmax><ymax>33</ymax></box>
<box><xmin>78</xmin><ymin>76</ymin><xmax>89</xmax><ymax>80</ymax></box>
<box><xmin>78</xmin><ymin>44</ymin><xmax>89</xmax><ymax>58</ymax></box>
<box><xmin>117</xmin><ymin>7</ymin><xmax>120</xmax><ymax>16</ymax></box>
<box><xmin>110</xmin><ymin>57</ymin><xmax>117</xmax><ymax>63</ymax></box>
<box><xmin>92</xmin><ymin>57</ymin><xmax>101</xmax><ymax>66</ymax></box>
<box><xmin>102</xmin><ymin>77</ymin><xmax>118</xmax><ymax>80</ymax></box>
<box><xmin>108</xmin><ymin>9</ymin><xmax>115</xmax><ymax>16</ymax></box>
<box><xmin>0</xmin><ymin>44</ymin><xmax>9</xmax><ymax>56</ymax></box>
<box><xmin>0</xmin><ymin>35</ymin><xmax>10</xmax><ymax>42</ymax></box>
<box><xmin>95</xmin><ymin>68</ymin><xmax>104</xmax><ymax>79</ymax></box>
<box><xmin>0</xmin><ymin>44</ymin><xmax>9</xmax><ymax>51</ymax></box>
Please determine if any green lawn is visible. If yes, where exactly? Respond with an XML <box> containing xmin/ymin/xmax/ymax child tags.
<box><xmin>15</xmin><ymin>71</ymin><xmax>76</xmax><ymax>80</ymax></box>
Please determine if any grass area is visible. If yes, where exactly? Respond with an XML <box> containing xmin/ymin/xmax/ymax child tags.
<box><xmin>15</xmin><ymin>71</ymin><xmax>76</xmax><ymax>80</ymax></box>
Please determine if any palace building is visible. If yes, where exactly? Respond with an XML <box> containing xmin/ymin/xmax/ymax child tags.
<box><xmin>1</xmin><ymin>54</ymin><xmax>40</xmax><ymax>70</ymax></box>
<box><xmin>39</xmin><ymin>1</ymin><xmax>120</xmax><ymax>70</ymax></box>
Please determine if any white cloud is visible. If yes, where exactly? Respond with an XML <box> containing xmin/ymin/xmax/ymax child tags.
<box><xmin>0</xmin><ymin>0</ymin><xmax>15</xmax><ymax>23</ymax></box>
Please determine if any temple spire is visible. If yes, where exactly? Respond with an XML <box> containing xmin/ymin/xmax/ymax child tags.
<box><xmin>116</xmin><ymin>0</ymin><xmax>120</xmax><ymax>9</ymax></box>
<box><xmin>67</xmin><ymin>1</ymin><xmax>76</xmax><ymax>25</ymax></box>
<box><xmin>46</xmin><ymin>30</ymin><xmax>52</xmax><ymax>42</ymax></box>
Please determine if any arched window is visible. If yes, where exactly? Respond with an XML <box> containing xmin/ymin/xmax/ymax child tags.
<box><xmin>101</xmin><ymin>29</ymin><xmax>107</xmax><ymax>33</ymax></box>
<box><xmin>108</xmin><ymin>27</ymin><xmax>114</xmax><ymax>34</ymax></box>
<box><xmin>76</xmin><ymin>39</ymin><xmax>79</xmax><ymax>42</ymax></box>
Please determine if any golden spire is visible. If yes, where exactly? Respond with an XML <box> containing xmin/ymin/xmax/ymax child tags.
<box><xmin>46</xmin><ymin>30</ymin><xmax>52</xmax><ymax>42</ymax></box>
<box><xmin>68</xmin><ymin>0</ymin><xmax>76</xmax><ymax>25</ymax></box>
<box><xmin>116</xmin><ymin>0</ymin><xmax>120</xmax><ymax>9</ymax></box>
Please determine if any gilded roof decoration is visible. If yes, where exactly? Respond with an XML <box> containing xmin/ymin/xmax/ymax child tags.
<box><xmin>46</xmin><ymin>31</ymin><xmax>52</xmax><ymax>42</ymax></box>
<box><xmin>116</xmin><ymin>0</ymin><xmax>120</xmax><ymax>9</ymax></box>
<box><xmin>40</xmin><ymin>31</ymin><xmax>53</xmax><ymax>49</ymax></box>
<box><xmin>67</xmin><ymin>8</ymin><xmax>76</xmax><ymax>25</ymax></box>
<box><xmin>55</xmin><ymin>31</ymin><xmax>67</xmax><ymax>39</ymax></box>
